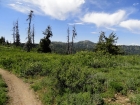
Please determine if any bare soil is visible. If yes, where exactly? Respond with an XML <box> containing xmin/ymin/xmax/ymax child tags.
<box><xmin>0</xmin><ymin>68</ymin><xmax>42</xmax><ymax>105</ymax></box>
<box><xmin>105</xmin><ymin>93</ymin><xmax>134</xmax><ymax>105</ymax></box>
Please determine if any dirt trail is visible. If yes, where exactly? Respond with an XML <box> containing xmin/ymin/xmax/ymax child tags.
<box><xmin>0</xmin><ymin>68</ymin><xmax>42</xmax><ymax>105</ymax></box>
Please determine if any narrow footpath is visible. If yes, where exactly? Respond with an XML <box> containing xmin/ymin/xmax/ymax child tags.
<box><xmin>0</xmin><ymin>68</ymin><xmax>42</xmax><ymax>105</ymax></box>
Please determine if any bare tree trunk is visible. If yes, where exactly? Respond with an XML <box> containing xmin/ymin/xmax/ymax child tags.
<box><xmin>26</xmin><ymin>10</ymin><xmax>33</xmax><ymax>52</ymax></box>
<box><xmin>12</xmin><ymin>22</ymin><xmax>16</xmax><ymax>44</ymax></box>
<box><xmin>71</xmin><ymin>25</ymin><xmax>77</xmax><ymax>54</ymax></box>
<box><xmin>32</xmin><ymin>24</ymin><xmax>35</xmax><ymax>46</ymax></box>
<box><xmin>71</xmin><ymin>36</ymin><xmax>74</xmax><ymax>54</ymax></box>
<box><xmin>15</xmin><ymin>20</ymin><xmax>20</xmax><ymax>46</ymax></box>
<box><xmin>67</xmin><ymin>27</ymin><xmax>70</xmax><ymax>54</ymax></box>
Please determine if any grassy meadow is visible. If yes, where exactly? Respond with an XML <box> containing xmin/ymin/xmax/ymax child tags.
<box><xmin>0</xmin><ymin>46</ymin><xmax>140</xmax><ymax>105</ymax></box>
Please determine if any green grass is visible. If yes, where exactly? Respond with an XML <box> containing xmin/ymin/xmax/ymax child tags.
<box><xmin>1</xmin><ymin>46</ymin><xmax>140</xmax><ymax>105</ymax></box>
<box><xmin>0</xmin><ymin>75</ymin><xmax>8</xmax><ymax>105</ymax></box>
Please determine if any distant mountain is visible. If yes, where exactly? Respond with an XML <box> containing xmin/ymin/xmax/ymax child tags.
<box><xmin>74</xmin><ymin>40</ymin><xmax>96</xmax><ymax>51</ymax></box>
<box><xmin>50</xmin><ymin>40</ymin><xmax>140</xmax><ymax>55</ymax></box>
<box><xmin>50</xmin><ymin>40</ymin><xmax>96</xmax><ymax>54</ymax></box>
<box><xmin>121</xmin><ymin>45</ymin><xmax>140</xmax><ymax>55</ymax></box>
<box><xmin>50</xmin><ymin>41</ymin><xmax>67</xmax><ymax>54</ymax></box>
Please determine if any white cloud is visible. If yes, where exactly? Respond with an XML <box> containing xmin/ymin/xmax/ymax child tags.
<box><xmin>105</xmin><ymin>27</ymin><xmax>116</xmax><ymax>31</ymax></box>
<box><xmin>8</xmin><ymin>0</ymin><xmax>85</xmax><ymax>20</ymax></box>
<box><xmin>8</xmin><ymin>3</ymin><xmax>35</xmax><ymax>14</ymax></box>
<box><xmin>91</xmin><ymin>32</ymin><xmax>98</xmax><ymax>34</ymax></box>
<box><xmin>116</xmin><ymin>43</ymin><xmax>123</xmax><ymax>45</ymax></box>
<box><xmin>130</xmin><ymin>43</ymin><xmax>140</xmax><ymax>46</ymax></box>
<box><xmin>16</xmin><ymin>2</ymin><xmax>23</xmax><ymax>5</ymax></box>
<box><xmin>81</xmin><ymin>10</ymin><xmax>126</xmax><ymax>27</ymax></box>
<box><xmin>68</xmin><ymin>22</ymin><xmax>84</xmax><ymax>25</ymax></box>
<box><xmin>75</xmin><ymin>22</ymin><xmax>84</xmax><ymax>25</ymax></box>
<box><xmin>9</xmin><ymin>4</ymin><xmax>16</xmax><ymax>7</ymax></box>
<box><xmin>89</xmin><ymin>0</ymin><xmax>110</xmax><ymax>9</ymax></box>
<box><xmin>120</xmin><ymin>19</ymin><xmax>140</xmax><ymax>33</ymax></box>
<box><xmin>133</xmin><ymin>3</ymin><xmax>139</xmax><ymax>6</ymax></box>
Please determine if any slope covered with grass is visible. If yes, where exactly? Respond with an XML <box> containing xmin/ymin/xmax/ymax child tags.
<box><xmin>0</xmin><ymin>46</ymin><xmax>140</xmax><ymax>105</ymax></box>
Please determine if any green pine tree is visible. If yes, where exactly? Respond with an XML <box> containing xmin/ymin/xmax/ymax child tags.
<box><xmin>38</xmin><ymin>25</ymin><xmax>53</xmax><ymax>53</ymax></box>
<box><xmin>95</xmin><ymin>31</ymin><xmax>124</xmax><ymax>55</ymax></box>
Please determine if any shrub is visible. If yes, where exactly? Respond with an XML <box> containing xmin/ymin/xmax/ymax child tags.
<box><xmin>126</xmin><ymin>78</ymin><xmax>137</xmax><ymax>91</ymax></box>
<box><xmin>1</xmin><ymin>58</ymin><xmax>14</xmax><ymax>70</ymax></box>
<box><xmin>21</xmin><ymin>62</ymin><xmax>43</xmax><ymax>77</ymax></box>
<box><xmin>110</xmin><ymin>81</ymin><xmax>123</xmax><ymax>92</ymax></box>
<box><xmin>0</xmin><ymin>75</ymin><xmax>8</xmax><ymax>105</ymax></box>
<box><xmin>130</xmin><ymin>94</ymin><xmax>140</xmax><ymax>105</ymax></box>
<box><xmin>56</xmin><ymin>92</ymin><xmax>104</xmax><ymax>105</ymax></box>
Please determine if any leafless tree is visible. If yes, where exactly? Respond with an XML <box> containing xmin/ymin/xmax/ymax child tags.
<box><xmin>25</xmin><ymin>10</ymin><xmax>34</xmax><ymax>52</ymax></box>
<box><xmin>67</xmin><ymin>27</ymin><xmax>70</xmax><ymax>54</ymax></box>
<box><xmin>32</xmin><ymin>24</ymin><xmax>35</xmax><ymax>45</ymax></box>
<box><xmin>15</xmin><ymin>20</ymin><xmax>20</xmax><ymax>46</ymax></box>
<box><xmin>12</xmin><ymin>22</ymin><xmax>16</xmax><ymax>44</ymax></box>
<box><xmin>71</xmin><ymin>25</ymin><xmax>77</xmax><ymax>54</ymax></box>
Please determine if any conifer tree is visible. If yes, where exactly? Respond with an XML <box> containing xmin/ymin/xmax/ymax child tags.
<box><xmin>38</xmin><ymin>25</ymin><xmax>53</xmax><ymax>53</ymax></box>
<box><xmin>0</xmin><ymin>36</ymin><xmax>5</xmax><ymax>45</ymax></box>
<box><xmin>95</xmin><ymin>31</ymin><xmax>124</xmax><ymax>55</ymax></box>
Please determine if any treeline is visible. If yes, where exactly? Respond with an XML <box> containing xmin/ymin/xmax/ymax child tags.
<box><xmin>2</xmin><ymin>34</ymin><xmax>140</xmax><ymax>55</ymax></box>
<box><xmin>50</xmin><ymin>41</ymin><xmax>140</xmax><ymax>55</ymax></box>
<box><xmin>50</xmin><ymin>41</ymin><xmax>95</xmax><ymax>54</ymax></box>
<box><xmin>0</xmin><ymin>36</ymin><xmax>10</xmax><ymax>45</ymax></box>
<box><xmin>121</xmin><ymin>45</ymin><xmax>140</xmax><ymax>55</ymax></box>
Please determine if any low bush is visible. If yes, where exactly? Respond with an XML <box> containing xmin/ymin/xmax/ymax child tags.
<box><xmin>0</xmin><ymin>75</ymin><xmax>8</xmax><ymax>105</ymax></box>
<box><xmin>110</xmin><ymin>81</ymin><xmax>123</xmax><ymax>92</ymax></box>
<box><xmin>130</xmin><ymin>94</ymin><xmax>140</xmax><ymax>105</ymax></box>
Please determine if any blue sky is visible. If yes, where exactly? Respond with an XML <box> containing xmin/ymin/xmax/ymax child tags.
<box><xmin>0</xmin><ymin>0</ymin><xmax>140</xmax><ymax>45</ymax></box>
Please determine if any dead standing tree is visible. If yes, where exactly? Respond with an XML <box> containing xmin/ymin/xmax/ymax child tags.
<box><xmin>12</xmin><ymin>20</ymin><xmax>20</xmax><ymax>46</ymax></box>
<box><xmin>15</xmin><ymin>20</ymin><xmax>20</xmax><ymax>46</ymax></box>
<box><xmin>32</xmin><ymin>24</ymin><xmax>35</xmax><ymax>46</ymax></box>
<box><xmin>71</xmin><ymin>25</ymin><xmax>77</xmax><ymax>54</ymax></box>
<box><xmin>67</xmin><ymin>27</ymin><xmax>70</xmax><ymax>54</ymax></box>
<box><xmin>12</xmin><ymin>22</ymin><xmax>16</xmax><ymax>44</ymax></box>
<box><xmin>25</xmin><ymin>10</ymin><xmax>34</xmax><ymax>52</ymax></box>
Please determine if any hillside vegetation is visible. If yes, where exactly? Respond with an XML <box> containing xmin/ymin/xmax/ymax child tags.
<box><xmin>0</xmin><ymin>74</ymin><xmax>8</xmax><ymax>105</ymax></box>
<box><xmin>0</xmin><ymin>46</ymin><xmax>140</xmax><ymax>105</ymax></box>
<box><xmin>50</xmin><ymin>41</ymin><xmax>140</xmax><ymax>55</ymax></box>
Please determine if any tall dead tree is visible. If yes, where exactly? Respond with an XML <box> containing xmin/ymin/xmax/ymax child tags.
<box><xmin>12</xmin><ymin>22</ymin><xmax>16</xmax><ymax>44</ymax></box>
<box><xmin>15</xmin><ymin>20</ymin><xmax>20</xmax><ymax>46</ymax></box>
<box><xmin>67</xmin><ymin>27</ymin><xmax>70</xmax><ymax>54</ymax></box>
<box><xmin>25</xmin><ymin>10</ymin><xmax>34</xmax><ymax>52</ymax></box>
<box><xmin>32</xmin><ymin>24</ymin><xmax>35</xmax><ymax>45</ymax></box>
<box><xmin>71</xmin><ymin>25</ymin><xmax>77</xmax><ymax>54</ymax></box>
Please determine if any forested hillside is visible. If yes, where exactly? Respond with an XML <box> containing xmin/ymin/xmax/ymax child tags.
<box><xmin>50</xmin><ymin>40</ymin><xmax>140</xmax><ymax>55</ymax></box>
<box><xmin>121</xmin><ymin>45</ymin><xmax>140</xmax><ymax>55</ymax></box>
<box><xmin>50</xmin><ymin>40</ymin><xmax>95</xmax><ymax>54</ymax></box>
